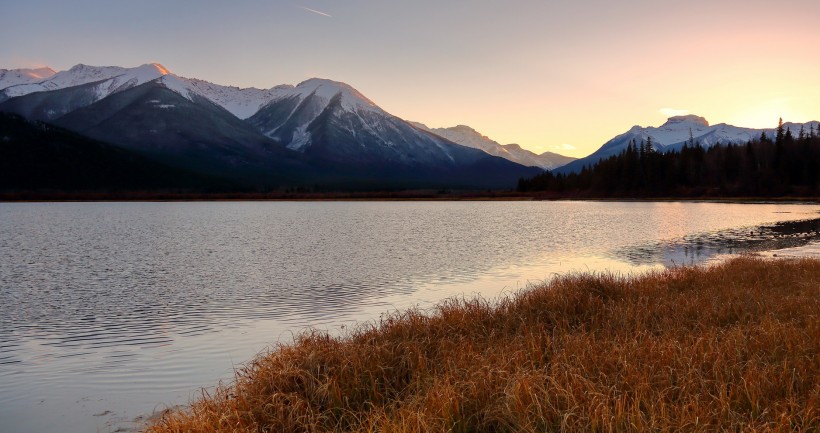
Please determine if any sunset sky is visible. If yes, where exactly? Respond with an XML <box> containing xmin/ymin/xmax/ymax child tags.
<box><xmin>3</xmin><ymin>0</ymin><xmax>819</xmax><ymax>157</ymax></box>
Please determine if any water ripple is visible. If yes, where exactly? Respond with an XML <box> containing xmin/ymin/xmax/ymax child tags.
<box><xmin>1</xmin><ymin>201</ymin><xmax>819</xmax><ymax>433</ymax></box>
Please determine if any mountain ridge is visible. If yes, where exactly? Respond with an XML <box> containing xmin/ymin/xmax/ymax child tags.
<box><xmin>0</xmin><ymin>63</ymin><xmax>540</xmax><ymax>190</ymax></box>
<box><xmin>0</xmin><ymin>63</ymin><xmax>575</xmax><ymax>169</ymax></box>
<box><xmin>411</xmin><ymin>122</ymin><xmax>576</xmax><ymax>170</ymax></box>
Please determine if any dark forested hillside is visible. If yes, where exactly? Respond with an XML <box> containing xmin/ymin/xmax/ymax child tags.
<box><xmin>0</xmin><ymin>113</ymin><xmax>231</xmax><ymax>192</ymax></box>
<box><xmin>519</xmin><ymin>119</ymin><xmax>820</xmax><ymax>197</ymax></box>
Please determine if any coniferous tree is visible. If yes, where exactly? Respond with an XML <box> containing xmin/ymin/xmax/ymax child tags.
<box><xmin>776</xmin><ymin>117</ymin><xmax>785</xmax><ymax>145</ymax></box>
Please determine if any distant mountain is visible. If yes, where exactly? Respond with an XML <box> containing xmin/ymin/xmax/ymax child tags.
<box><xmin>411</xmin><ymin>123</ymin><xmax>575</xmax><ymax>170</ymax></box>
<box><xmin>0</xmin><ymin>63</ymin><xmax>540</xmax><ymax>189</ymax></box>
<box><xmin>555</xmin><ymin>115</ymin><xmax>819</xmax><ymax>174</ymax></box>
<box><xmin>537</xmin><ymin>149</ymin><xmax>577</xmax><ymax>168</ymax></box>
<box><xmin>0</xmin><ymin>112</ymin><xmax>227</xmax><ymax>191</ymax></box>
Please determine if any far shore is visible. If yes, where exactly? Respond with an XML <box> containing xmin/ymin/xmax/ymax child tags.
<box><xmin>1</xmin><ymin>191</ymin><xmax>819</xmax><ymax>203</ymax></box>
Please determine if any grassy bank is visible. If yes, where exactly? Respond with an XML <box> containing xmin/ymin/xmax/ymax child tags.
<box><xmin>147</xmin><ymin>257</ymin><xmax>819</xmax><ymax>433</ymax></box>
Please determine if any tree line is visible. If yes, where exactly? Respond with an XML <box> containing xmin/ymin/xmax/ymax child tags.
<box><xmin>518</xmin><ymin>119</ymin><xmax>820</xmax><ymax>197</ymax></box>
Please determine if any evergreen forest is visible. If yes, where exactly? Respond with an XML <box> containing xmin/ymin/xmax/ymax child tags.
<box><xmin>518</xmin><ymin>119</ymin><xmax>820</xmax><ymax>197</ymax></box>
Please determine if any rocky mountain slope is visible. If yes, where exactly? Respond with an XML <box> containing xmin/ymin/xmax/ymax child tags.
<box><xmin>0</xmin><ymin>63</ymin><xmax>540</xmax><ymax>189</ymax></box>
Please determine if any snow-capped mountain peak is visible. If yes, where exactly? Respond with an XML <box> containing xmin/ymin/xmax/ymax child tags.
<box><xmin>661</xmin><ymin>114</ymin><xmax>709</xmax><ymax>128</ymax></box>
<box><xmin>246</xmin><ymin>78</ymin><xmax>403</xmax><ymax>151</ymax></box>
<box><xmin>23</xmin><ymin>67</ymin><xmax>57</xmax><ymax>79</ymax></box>
<box><xmin>52</xmin><ymin>63</ymin><xmax>167</xmax><ymax>89</ymax></box>
<box><xmin>0</xmin><ymin>63</ymin><xmax>170</xmax><ymax>101</ymax></box>
<box><xmin>150</xmin><ymin>63</ymin><xmax>170</xmax><ymax>75</ymax></box>
<box><xmin>290</xmin><ymin>78</ymin><xmax>382</xmax><ymax>114</ymax></box>
<box><xmin>0</xmin><ymin>66</ymin><xmax>57</xmax><ymax>89</ymax></box>
<box><xmin>609</xmin><ymin>115</ymin><xmax>714</xmax><ymax>151</ymax></box>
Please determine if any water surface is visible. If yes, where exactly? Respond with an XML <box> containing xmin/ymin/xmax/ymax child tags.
<box><xmin>1</xmin><ymin>201</ymin><xmax>818</xmax><ymax>433</ymax></box>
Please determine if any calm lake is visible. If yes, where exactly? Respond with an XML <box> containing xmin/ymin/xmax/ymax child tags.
<box><xmin>1</xmin><ymin>201</ymin><xmax>819</xmax><ymax>433</ymax></box>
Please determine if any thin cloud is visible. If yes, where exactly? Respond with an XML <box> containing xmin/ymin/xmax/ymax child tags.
<box><xmin>660</xmin><ymin>108</ymin><xmax>689</xmax><ymax>117</ymax></box>
<box><xmin>299</xmin><ymin>6</ymin><xmax>332</xmax><ymax>17</ymax></box>
<box><xmin>552</xmin><ymin>143</ymin><xmax>577</xmax><ymax>151</ymax></box>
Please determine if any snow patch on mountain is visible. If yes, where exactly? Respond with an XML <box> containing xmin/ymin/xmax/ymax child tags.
<box><xmin>169</xmin><ymin>77</ymin><xmax>293</xmax><ymax>119</ymax></box>
<box><xmin>288</xmin><ymin>125</ymin><xmax>311</xmax><ymax>151</ymax></box>
<box><xmin>157</xmin><ymin>75</ymin><xmax>192</xmax><ymax>101</ymax></box>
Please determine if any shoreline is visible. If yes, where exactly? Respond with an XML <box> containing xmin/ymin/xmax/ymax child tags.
<box><xmin>1</xmin><ymin>191</ymin><xmax>818</xmax><ymax>203</ymax></box>
<box><xmin>125</xmin><ymin>236</ymin><xmax>820</xmax><ymax>432</ymax></box>
<box><xmin>757</xmin><ymin>241</ymin><xmax>820</xmax><ymax>259</ymax></box>
<box><xmin>143</xmin><ymin>256</ymin><xmax>820</xmax><ymax>432</ymax></box>
<box><xmin>125</xmin><ymin>248</ymin><xmax>818</xmax><ymax>432</ymax></box>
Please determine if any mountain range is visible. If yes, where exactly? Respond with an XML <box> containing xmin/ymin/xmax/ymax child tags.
<box><xmin>555</xmin><ymin>114</ymin><xmax>819</xmax><ymax>174</ymax></box>
<box><xmin>3</xmin><ymin>62</ymin><xmax>815</xmax><ymax>192</ymax></box>
<box><xmin>0</xmin><ymin>63</ymin><xmax>546</xmax><ymax>190</ymax></box>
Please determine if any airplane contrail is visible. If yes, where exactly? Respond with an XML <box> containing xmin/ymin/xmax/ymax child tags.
<box><xmin>299</xmin><ymin>6</ymin><xmax>332</xmax><ymax>17</ymax></box>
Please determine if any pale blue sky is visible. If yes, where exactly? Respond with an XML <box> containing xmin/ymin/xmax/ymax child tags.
<box><xmin>3</xmin><ymin>0</ymin><xmax>820</xmax><ymax>156</ymax></box>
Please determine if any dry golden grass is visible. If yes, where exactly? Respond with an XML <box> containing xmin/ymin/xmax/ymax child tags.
<box><xmin>146</xmin><ymin>257</ymin><xmax>819</xmax><ymax>433</ymax></box>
